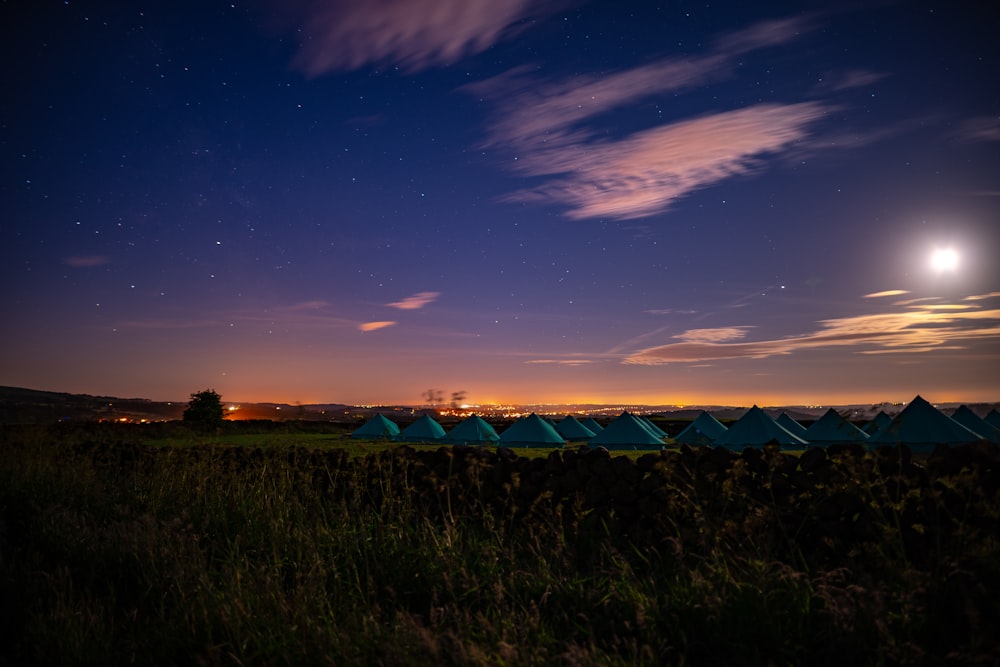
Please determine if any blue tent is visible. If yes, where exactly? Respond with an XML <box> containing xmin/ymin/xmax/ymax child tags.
<box><xmin>868</xmin><ymin>395</ymin><xmax>981</xmax><ymax>449</ymax></box>
<box><xmin>588</xmin><ymin>412</ymin><xmax>664</xmax><ymax>450</ymax></box>
<box><xmin>499</xmin><ymin>413</ymin><xmax>566</xmax><ymax>448</ymax></box>
<box><xmin>639</xmin><ymin>415</ymin><xmax>668</xmax><ymax>438</ymax></box>
<box><xmin>674</xmin><ymin>411</ymin><xmax>728</xmax><ymax>446</ymax></box>
<box><xmin>863</xmin><ymin>411</ymin><xmax>893</xmax><ymax>436</ymax></box>
<box><xmin>714</xmin><ymin>406</ymin><xmax>807</xmax><ymax>448</ymax></box>
<box><xmin>443</xmin><ymin>415</ymin><xmax>500</xmax><ymax>445</ymax></box>
<box><xmin>776</xmin><ymin>413</ymin><xmax>808</xmax><ymax>439</ymax></box>
<box><xmin>802</xmin><ymin>408</ymin><xmax>869</xmax><ymax>445</ymax></box>
<box><xmin>554</xmin><ymin>415</ymin><xmax>596</xmax><ymax>441</ymax></box>
<box><xmin>949</xmin><ymin>405</ymin><xmax>1000</xmax><ymax>443</ymax></box>
<box><xmin>351</xmin><ymin>413</ymin><xmax>401</xmax><ymax>440</ymax></box>
<box><xmin>398</xmin><ymin>414</ymin><xmax>447</xmax><ymax>443</ymax></box>
<box><xmin>581</xmin><ymin>417</ymin><xmax>604</xmax><ymax>433</ymax></box>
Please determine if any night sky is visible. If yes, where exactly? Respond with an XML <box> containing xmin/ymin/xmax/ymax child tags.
<box><xmin>3</xmin><ymin>0</ymin><xmax>998</xmax><ymax>407</ymax></box>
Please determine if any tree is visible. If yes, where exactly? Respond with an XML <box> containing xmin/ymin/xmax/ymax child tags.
<box><xmin>183</xmin><ymin>389</ymin><xmax>226</xmax><ymax>428</ymax></box>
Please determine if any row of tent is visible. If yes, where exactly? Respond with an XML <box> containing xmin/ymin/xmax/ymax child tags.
<box><xmin>351</xmin><ymin>395</ymin><xmax>1000</xmax><ymax>450</ymax></box>
<box><xmin>673</xmin><ymin>395</ymin><xmax>1000</xmax><ymax>449</ymax></box>
<box><xmin>351</xmin><ymin>411</ymin><xmax>668</xmax><ymax>449</ymax></box>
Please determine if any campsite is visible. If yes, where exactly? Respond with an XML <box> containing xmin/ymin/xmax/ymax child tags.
<box><xmin>2</xmin><ymin>402</ymin><xmax>999</xmax><ymax>666</ymax></box>
<box><xmin>6</xmin><ymin>0</ymin><xmax>997</xmax><ymax>662</ymax></box>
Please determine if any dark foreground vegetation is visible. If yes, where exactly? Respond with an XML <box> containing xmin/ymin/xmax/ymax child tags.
<box><xmin>2</xmin><ymin>423</ymin><xmax>998</xmax><ymax>666</ymax></box>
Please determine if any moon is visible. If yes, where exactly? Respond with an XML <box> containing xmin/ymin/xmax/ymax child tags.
<box><xmin>930</xmin><ymin>247</ymin><xmax>959</xmax><ymax>273</ymax></box>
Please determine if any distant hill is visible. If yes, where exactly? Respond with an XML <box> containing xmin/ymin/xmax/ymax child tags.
<box><xmin>0</xmin><ymin>386</ymin><xmax>351</xmax><ymax>424</ymax></box>
<box><xmin>0</xmin><ymin>386</ymin><xmax>185</xmax><ymax>423</ymax></box>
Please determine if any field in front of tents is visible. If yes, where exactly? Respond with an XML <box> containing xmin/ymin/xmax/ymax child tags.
<box><xmin>2</xmin><ymin>421</ymin><xmax>998</xmax><ymax>665</ymax></box>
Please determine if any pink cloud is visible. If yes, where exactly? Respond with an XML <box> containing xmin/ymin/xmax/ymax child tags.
<box><xmin>818</xmin><ymin>68</ymin><xmax>889</xmax><ymax>92</ymax></box>
<box><xmin>465</xmin><ymin>16</ymin><xmax>834</xmax><ymax>220</ymax></box>
<box><xmin>237</xmin><ymin>302</ymin><xmax>357</xmax><ymax>330</ymax></box>
<box><xmin>285</xmin><ymin>300</ymin><xmax>332</xmax><ymax>310</ymax></box>
<box><xmin>711</xmin><ymin>16</ymin><xmax>815</xmax><ymax>54</ymax></box>
<box><xmin>524</xmin><ymin>359</ymin><xmax>593</xmax><ymax>366</ymax></box>
<box><xmin>387</xmin><ymin>291</ymin><xmax>440</xmax><ymax>310</ymax></box>
<box><xmin>121</xmin><ymin>301</ymin><xmax>360</xmax><ymax>332</ymax></box>
<box><xmin>64</xmin><ymin>255</ymin><xmax>109</xmax><ymax>268</ymax></box>
<box><xmin>644</xmin><ymin>308</ymin><xmax>698</xmax><ymax>315</ymax></box>
<box><xmin>467</xmin><ymin>16</ymin><xmax>816</xmax><ymax>148</ymax></box>
<box><xmin>359</xmin><ymin>321</ymin><xmax>397</xmax><ymax>332</ymax></box>
<box><xmin>118</xmin><ymin>318</ymin><xmax>221</xmax><ymax>330</ymax></box>
<box><xmin>953</xmin><ymin>116</ymin><xmax>1000</xmax><ymax>143</ymax></box>
<box><xmin>624</xmin><ymin>294</ymin><xmax>1000</xmax><ymax>364</ymax></box>
<box><xmin>286</xmin><ymin>0</ymin><xmax>558</xmax><ymax>75</ymax></box>
<box><xmin>467</xmin><ymin>57</ymin><xmax>731</xmax><ymax>149</ymax></box>
<box><xmin>674</xmin><ymin>327</ymin><xmax>753</xmax><ymax>344</ymax></box>
<box><xmin>505</xmin><ymin>103</ymin><xmax>828</xmax><ymax>220</ymax></box>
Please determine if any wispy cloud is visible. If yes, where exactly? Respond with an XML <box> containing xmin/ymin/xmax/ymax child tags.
<box><xmin>711</xmin><ymin>16</ymin><xmax>814</xmax><ymax>53</ymax></box>
<box><xmin>465</xmin><ymin>16</ymin><xmax>839</xmax><ymax>220</ymax></box>
<box><xmin>64</xmin><ymin>255</ymin><xmax>109</xmax><ymax>268</ymax></box>
<box><xmin>118</xmin><ymin>318</ymin><xmax>221</xmax><ymax>330</ymax></box>
<box><xmin>864</xmin><ymin>289</ymin><xmax>909</xmax><ymax>299</ymax></box>
<box><xmin>517</xmin><ymin>103</ymin><xmax>829</xmax><ymax>220</ymax></box>
<box><xmin>674</xmin><ymin>327</ymin><xmax>753</xmax><ymax>344</ymax></box>
<box><xmin>120</xmin><ymin>301</ymin><xmax>362</xmax><ymax>332</ymax></box>
<box><xmin>468</xmin><ymin>17</ymin><xmax>816</xmax><ymax>149</ymax></box>
<box><xmin>387</xmin><ymin>291</ymin><xmax>440</xmax><ymax>310</ymax></box>
<box><xmin>359</xmin><ymin>321</ymin><xmax>397</xmax><ymax>332</ymax></box>
<box><xmin>524</xmin><ymin>359</ymin><xmax>594</xmax><ymax>366</ymax></box>
<box><xmin>952</xmin><ymin>116</ymin><xmax>1000</xmax><ymax>143</ymax></box>
<box><xmin>892</xmin><ymin>296</ymin><xmax>942</xmax><ymax>307</ymax></box>
<box><xmin>237</xmin><ymin>301</ymin><xmax>358</xmax><ymax>330</ymax></box>
<box><xmin>818</xmin><ymin>68</ymin><xmax>888</xmax><ymax>92</ymax></box>
<box><xmin>644</xmin><ymin>308</ymin><xmax>698</xmax><ymax>315</ymax></box>
<box><xmin>922</xmin><ymin>304</ymin><xmax>977</xmax><ymax>311</ymax></box>
<box><xmin>624</xmin><ymin>293</ymin><xmax>1000</xmax><ymax>364</ymax></box>
<box><xmin>285</xmin><ymin>0</ymin><xmax>561</xmax><ymax>75</ymax></box>
<box><xmin>285</xmin><ymin>300</ymin><xmax>333</xmax><ymax>311</ymax></box>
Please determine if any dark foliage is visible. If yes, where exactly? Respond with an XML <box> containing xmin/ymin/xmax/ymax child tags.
<box><xmin>2</xmin><ymin>425</ymin><xmax>998</xmax><ymax>666</ymax></box>
<box><xmin>181</xmin><ymin>389</ymin><xmax>225</xmax><ymax>429</ymax></box>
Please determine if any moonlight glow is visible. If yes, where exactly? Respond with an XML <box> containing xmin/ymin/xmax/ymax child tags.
<box><xmin>930</xmin><ymin>248</ymin><xmax>960</xmax><ymax>273</ymax></box>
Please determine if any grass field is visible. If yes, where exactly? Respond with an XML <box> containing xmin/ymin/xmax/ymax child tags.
<box><xmin>2</xmin><ymin>421</ymin><xmax>998</xmax><ymax>665</ymax></box>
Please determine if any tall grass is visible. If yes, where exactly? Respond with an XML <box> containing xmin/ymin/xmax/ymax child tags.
<box><xmin>1</xmin><ymin>424</ymin><xmax>998</xmax><ymax>665</ymax></box>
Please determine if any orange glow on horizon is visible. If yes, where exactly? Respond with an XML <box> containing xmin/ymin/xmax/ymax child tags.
<box><xmin>142</xmin><ymin>381</ymin><xmax>998</xmax><ymax>411</ymax></box>
<box><xmin>231</xmin><ymin>388</ymin><xmax>999</xmax><ymax>410</ymax></box>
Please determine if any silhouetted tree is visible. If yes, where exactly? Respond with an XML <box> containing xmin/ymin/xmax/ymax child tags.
<box><xmin>183</xmin><ymin>389</ymin><xmax>226</xmax><ymax>429</ymax></box>
<box><xmin>450</xmin><ymin>390</ymin><xmax>467</xmax><ymax>409</ymax></box>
